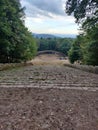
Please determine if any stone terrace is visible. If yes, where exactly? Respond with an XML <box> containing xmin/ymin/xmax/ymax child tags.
<box><xmin>0</xmin><ymin>65</ymin><xmax>98</xmax><ymax>88</ymax></box>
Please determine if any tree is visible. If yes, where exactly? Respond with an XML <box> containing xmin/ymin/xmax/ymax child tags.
<box><xmin>56</xmin><ymin>38</ymin><xmax>73</xmax><ymax>55</ymax></box>
<box><xmin>68</xmin><ymin>36</ymin><xmax>82</xmax><ymax>64</ymax></box>
<box><xmin>0</xmin><ymin>0</ymin><xmax>37</xmax><ymax>63</ymax></box>
<box><xmin>66</xmin><ymin>0</ymin><xmax>98</xmax><ymax>65</ymax></box>
<box><xmin>66</xmin><ymin>0</ymin><xmax>98</xmax><ymax>23</ymax></box>
<box><xmin>81</xmin><ymin>25</ymin><xmax>98</xmax><ymax>65</ymax></box>
<box><xmin>36</xmin><ymin>37</ymin><xmax>74</xmax><ymax>55</ymax></box>
<box><xmin>82</xmin><ymin>41</ymin><xmax>98</xmax><ymax>65</ymax></box>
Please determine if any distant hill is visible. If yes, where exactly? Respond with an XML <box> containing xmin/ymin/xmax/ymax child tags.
<box><xmin>32</xmin><ymin>33</ymin><xmax>58</xmax><ymax>39</ymax></box>
<box><xmin>55</xmin><ymin>34</ymin><xmax>77</xmax><ymax>38</ymax></box>
<box><xmin>32</xmin><ymin>33</ymin><xmax>76</xmax><ymax>39</ymax></box>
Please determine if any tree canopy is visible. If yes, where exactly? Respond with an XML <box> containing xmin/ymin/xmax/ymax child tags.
<box><xmin>68</xmin><ymin>36</ymin><xmax>82</xmax><ymax>64</ymax></box>
<box><xmin>36</xmin><ymin>38</ymin><xmax>74</xmax><ymax>56</ymax></box>
<box><xmin>66</xmin><ymin>0</ymin><xmax>98</xmax><ymax>23</ymax></box>
<box><xmin>0</xmin><ymin>0</ymin><xmax>37</xmax><ymax>63</ymax></box>
<box><xmin>66</xmin><ymin>0</ymin><xmax>98</xmax><ymax>65</ymax></box>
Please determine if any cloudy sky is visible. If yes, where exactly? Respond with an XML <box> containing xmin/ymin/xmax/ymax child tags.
<box><xmin>20</xmin><ymin>0</ymin><xmax>79</xmax><ymax>36</ymax></box>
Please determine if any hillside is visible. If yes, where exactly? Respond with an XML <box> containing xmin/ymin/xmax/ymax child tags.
<box><xmin>32</xmin><ymin>33</ymin><xmax>58</xmax><ymax>39</ymax></box>
<box><xmin>32</xmin><ymin>33</ymin><xmax>76</xmax><ymax>39</ymax></box>
<box><xmin>0</xmin><ymin>61</ymin><xmax>98</xmax><ymax>129</ymax></box>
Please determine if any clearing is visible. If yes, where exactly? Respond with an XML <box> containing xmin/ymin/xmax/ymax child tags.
<box><xmin>0</xmin><ymin>53</ymin><xmax>98</xmax><ymax>130</ymax></box>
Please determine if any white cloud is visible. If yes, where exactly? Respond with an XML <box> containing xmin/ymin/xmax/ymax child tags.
<box><xmin>20</xmin><ymin>0</ymin><xmax>79</xmax><ymax>35</ymax></box>
<box><xmin>26</xmin><ymin>17</ymin><xmax>44</xmax><ymax>24</ymax></box>
<box><xmin>48</xmin><ymin>28</ymin><xmax>78</xmax><ymax>35</ymax></box>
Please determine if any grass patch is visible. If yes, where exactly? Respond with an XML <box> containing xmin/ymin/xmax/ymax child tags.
<box><xmin>0</xmin><ymin>62</ymin><xmax>33</xmax><ymax>71</ymax></box>
<box><xmin>64</xmin><ymin>63</ymin><xmax>98</xmax><ymax>74</ymax></box>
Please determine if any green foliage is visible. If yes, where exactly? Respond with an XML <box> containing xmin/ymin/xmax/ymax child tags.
<box><xmin>83</xmin><ymin>41</ymin><xmax>98</xmax><ymax>65</ymax></box>
<box><xmin>66</xmin><ymin>0</ymin><xmax>98</xmax><ymax>23</ymax></box>
<box><xmin>66</xmin><ymin>0</ymin><xmax>98</xmax><ymax>65</ymax></box>
<box><xmin>0</xmin><ymin>0</ymin><xmax>37</xmax><ymax>63</ymax></box>
<box><xmin>36</xmin><ymin>38</ymin><xmax>74</xmax><ymax>56</ymax></box>
<box><xmin>81</xmin><ymin>25</ymin><xmax>98</xmax><ymax>65</ymax></box>
<box><xmin>56</xmin><ymin>38</ymin><xmax>74</xmax><ymax>55</ymax></box>
<box><xmin>68</xmin><ymin>37</ymin><xmax>82</xmax><ymax>64</ymax></box>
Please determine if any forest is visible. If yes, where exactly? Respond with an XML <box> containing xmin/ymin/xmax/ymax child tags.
<box><xmin>66</xmin><ymin>0</ymin><xmax>98</xmax><ymax>65</ymax></box>
<box><xmin>0</xmin><ymin>0</ymin><xmax>37</xmax><ymax>63</ymax></box>
<box><xmin>0</xmin><ymin>0</ymin><xmax>98</xmax><ymax>65</ymax></box>
<box><xmin>36</xmin><ymin>37</ymin><xmax>74</xmax><ymax>56</ymax></box>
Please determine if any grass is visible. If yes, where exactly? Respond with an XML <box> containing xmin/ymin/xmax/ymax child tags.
<box><xmin>0</xmin><ymin>59</ymin><xmax>98</xmax><ymax>75</ymax></box>
<box><xmin>0</xmin><ymin>62</ymin><xmax>33</xmax><ymax>71</ymax></box>
<box><xmin>64</xmin><ymin>63</ymin><xmax>98</xmax><ymax>74</ymax></box>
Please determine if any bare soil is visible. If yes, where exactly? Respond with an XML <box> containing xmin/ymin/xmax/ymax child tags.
<box><xmin>0</xmin><ymin>54</ymin><xmax>98</xmax><ymax>130</ymax></box>
<box><xmin>0</xmin><ymin>88</ymin><xmax>98</xmax><ymax>130</ymax></box>
<box><xmin>32</xmin><ymin>53</ymin><xmax>69</xmax><ymax>65</ymax></box>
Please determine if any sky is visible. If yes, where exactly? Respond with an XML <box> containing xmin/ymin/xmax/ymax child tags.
<box><xmin>20</xmin><ymin>0</ymin><xmax>79</xmax><ymax>36</ymax></box>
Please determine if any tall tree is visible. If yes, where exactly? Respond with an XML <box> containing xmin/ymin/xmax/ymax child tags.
<box><xmin>36</xmin><ymin>37</ymin><xmax>74</xmax><ymax>55</ymax></box>
<box><xmin>68</xmin><ymin>36</ymin><xmax>82</xmax><ymax>64</ymax></box>
<box><xmin>81</xmin><ymin>25</ymin><xmax>98</xmax><ymax>65</ymax></box>
<box><xmin>66</xmin><ymin>0</ymin><xmax>98</xmax><ymax>23</ymax></box>
<box><xmin>0</xmin><ymin>0</ymin><xmax>37</xmax><ymax>63</ymax></box>
<box><xmin>66</xmin><ymin>0</ymin><xmax>98</xmax><ymax>65</ymax></box>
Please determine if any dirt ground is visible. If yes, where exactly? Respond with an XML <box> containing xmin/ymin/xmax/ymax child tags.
<box><xmin>32</xmin><ymin>53</ymin><xmax>70</xmax><ymax>65</ymax></box>
<box><xmin>0</xmin><ymin>54</ymin><xmax>98</xmax><ymax>130</ymax></box>
<box><xmin>0</xmin><ymin>88</ymin><xmax>98</xmax><ymax>130</ymax></box>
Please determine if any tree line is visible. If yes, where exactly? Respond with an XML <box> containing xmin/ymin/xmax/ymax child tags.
<box><xmin>1</xmin><ymin>0</ymin><xmax>98</xmax><ymax>65</ymax></box>
<box><xmin>66</xmin><ymin>0</ymin><xmax>98</xmax><ymax>65</ymax></box>
<box><xmin>0</xmin><ymin>0</ymin><xmax>37</xmax><ymax>63</ymax></box>
<box><xmin>36</xmin><ymin>38</ymin><xmax>74</xmax><ymax>56</ymax></box>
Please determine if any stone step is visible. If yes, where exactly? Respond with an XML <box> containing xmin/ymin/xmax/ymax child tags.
<box><xmin>0</xmin><ymin>65</ymin><xmax>98</xmax><ymax>88</ymax></box>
